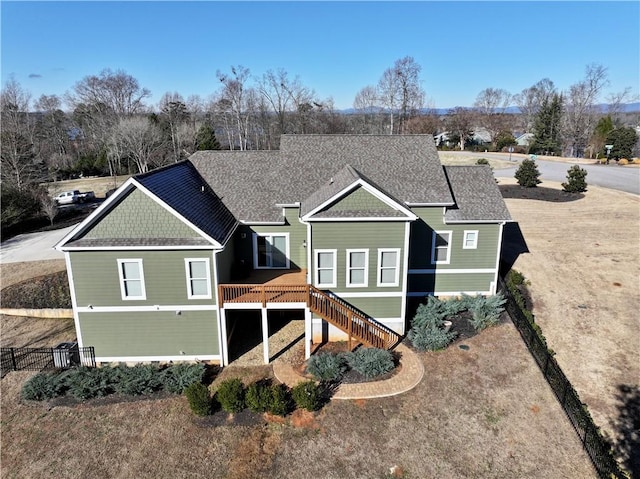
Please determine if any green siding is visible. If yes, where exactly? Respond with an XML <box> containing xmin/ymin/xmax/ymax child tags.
<box><xmin>79</xmin><ymin>310</ymin><xmax>218</xmax><ymax>357</ymax></box>
<box><xmin>311</xmin><ymin>221</ymin><xmax>406</xmax><ymax>293</ymax></box>
<box><xmin>84</xmin><ymin>188</ymin><xmax>197</xmax><ymax>239</ymax></box>
<box><xmin>216</xmin><ymin>241</ymin><xmax>235</xmax><ymax>284</ymax></box>
<box><xmin>331</xmin><ymin>296</ymin><xmax>402</xmax><ymax>319</ymax></box>
<box><xmin>408</xmin><ymin>272</ymin><xmax>495</xmax><ymax>294</ymax></box>
<box><xmin>409</xmin><ymin>207</ymin><xmax>501</xmax><ymax>270</ymax></box>
<box><xmin>70</xmin><ymin>250</ymin><xmax>216</xmax><ymax>307</ymax></box>
<box><xmin>239</xmin><ymin>207</ymin><xmax>307</xmax><ymax>271</ymax></box>
<box><xmin>321</xmin><ymin>186</ymin><xmax>395</xmax><ymax>214</ymax></box>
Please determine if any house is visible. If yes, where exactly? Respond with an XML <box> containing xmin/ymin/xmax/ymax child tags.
<box><xmin>55</xmin><ymin>135</ymin><xmax>512</xmax><ymax>366</ymax></box>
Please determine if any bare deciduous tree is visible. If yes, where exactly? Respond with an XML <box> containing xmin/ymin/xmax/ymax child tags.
<box><xmin>514</xmin><ymin>78</ymin><xmax>556</xmax><ymax>131</ymax></box>
<box><xmin>110</xmin><ymin>117</ymin><xmax>162</xmax><ymax>173</ymax></box>
<box><xmin>216</xmin><ymin>65</ymin><xmax>252</xmax><ymax>150</ymax></box>
<box><xmin>474</xmin><ymin>87</ymin><xmax>513</xmax><ymax>147</ymax></box>
<box><xmin>445</xmin><ymin>107</ymin><xmax>476</xmax><ymax>151</ymax></box>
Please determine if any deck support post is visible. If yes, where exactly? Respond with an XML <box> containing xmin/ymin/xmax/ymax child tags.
<box><xmin>219</xmin><ymin>308</ymin><xmax>228</xmax><ymax>366</ymax></box>
<box><xmin>304</xmin><ymin>308</ymin><xmax>312</xmax><ymax>360</ymax></box>
<box><xmin>261</xmin><ymin>307</ymin><xmax>269</xmax><ymax>364</ymax></box>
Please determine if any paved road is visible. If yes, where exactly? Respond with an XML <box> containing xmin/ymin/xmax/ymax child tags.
<box><xmin>442</xmin><ymin>151</ymin><xmax>640</xmax><ymax>195</ymax></box>
<box><xmin>0</xmin><ymin>225</ymin><xmax>76</xmax><ymax>264</ymax></box>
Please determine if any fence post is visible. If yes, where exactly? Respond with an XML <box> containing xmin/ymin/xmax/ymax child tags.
<box><xmin>10</xmin><ymin>348</ymin><xmax>17</xmax><ymax>371</ymax></box>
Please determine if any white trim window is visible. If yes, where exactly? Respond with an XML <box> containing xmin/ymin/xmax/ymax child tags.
<box><xmin>463</xmin><ymin>230</ymin><xmax>479</xmax><ymax>249</ymax></box>
<box><xmin>377</xmin><ymin>248</ymin><xmax>400</xmax><ymax>287</ymax></box>
<box><xmin>117</xmin><ymin>259</ymin><xmax>146</xmax><ymax>300</ymax></box>
<box><xmin>346</xmin><ymin>249</ymin><xmax>369</xmax><ymax>287</ymax></box>
<box><xmin>315</xmin><ymin>249</ymin><xmax>337</xmax><ymax>288</ymax></box>
<box><xmin>185</xmin><ymin>258</ymin><xmax>212</xmax><ymax>299</ymax></box>
<box><xmin>253</xmin><ymin>233</ymin><xmax>289</xmax><ymax>269</ymax></box>
<box><xmin>431</xmin><ymin>231</ymin><xmax>452</xmax><ymax>264</ymax></box>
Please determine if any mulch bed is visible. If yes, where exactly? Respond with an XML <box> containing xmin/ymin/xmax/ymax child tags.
<box><xmin>499</xmin><ymin>184</ymin><xmax>584</xmax><ymax>202</ymax></box>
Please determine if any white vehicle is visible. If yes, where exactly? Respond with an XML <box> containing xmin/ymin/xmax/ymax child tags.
<box><xmin>54</xmin><ymin>191</ymin><xmax>79</xmax><ymax>205</ymax></box>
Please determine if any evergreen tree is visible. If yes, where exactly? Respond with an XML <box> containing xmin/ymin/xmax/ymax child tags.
<box><xmin>529</xmin><ymin>93</ymin><xmax>563</xmax><ymax>155</ymax></box>
<box><xmin>562</xmin><ymin>165</ymin><xmax>588</xmax><ymax>193</ymax></box>
<box><xmin>605</xmin><ymin>127</ymin><xmax>638</xmax><ymax>160</ymax></box>
<box><xmin>196</xmin><ymin>124</ymin><xmax>220</xmax><ymax>150</ymax></box>
<box><xmin>515</xmin><ymin>158</ymin><xmax>542</xmax><ymax>187</ymax></box>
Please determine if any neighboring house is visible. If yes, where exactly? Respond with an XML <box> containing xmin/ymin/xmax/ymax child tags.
<box><xmin>55</xmin><ymin>135</ymin><xmax>512</xmax><ymax>366</ymax></box>
<box><xmin>516</xmin><ymin>132</ymin><xmax>533</xmax><ymax>147</ymax></box>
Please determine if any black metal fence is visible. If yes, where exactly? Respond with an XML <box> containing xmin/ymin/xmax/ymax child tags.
<box><xmin>498</xmin><ymin>277</ymin><xmax>626</xmax><ymax>479</ymax></box>
<box><xmin>1</xmin><ymin>345</ymin><xmax>95</xmax><ymax>377</ymax></box>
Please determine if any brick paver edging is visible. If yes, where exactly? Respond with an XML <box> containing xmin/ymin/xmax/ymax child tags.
<box><xmin>272</xmin><ymin>343</ymin><xmax>424</xmax><ymax>400</ymax></box>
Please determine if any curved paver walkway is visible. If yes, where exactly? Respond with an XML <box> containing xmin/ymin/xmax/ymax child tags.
<box><xmin>272</xmin><ymin>343</ymin><xmax>424</xmax><ymax>400</ymax></box>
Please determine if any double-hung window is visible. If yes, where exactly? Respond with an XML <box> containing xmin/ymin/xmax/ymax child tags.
<box><xmin>463</xmin><ymin>230</ymin><xmax>478</xmax><ymax>249</ymax></box>
<box><xmin>346</xmin><ymin>249</ymin><xmax>369</xmax><ymax>287</ymax></box>
<box><xmin>431</xmin><ymin>231</ymin><xmax>452</xmax><ymax>264</ymax></box>
<box><xmin>315</xmin><ymin>250</ymin><xmax>337</xmax><ymax>288</ymax></box>
<box><xmin>377</xmin><ymin>248</ymin><xmax>400</xmax><ymax>287</ymax></box>
<box><xmin>185</xmin><ymin>258</ymin><xmax>212</xmax><ymax>299</ymax></box>
<box><xmin>253</xmin><ymin>233</ymin><xmax>289</xmax><ymax>269</ymax></box>
<box><xmin>117</xmin><ymin>259</ymin><xmax>146</xmax><ymax>300</ymax></box>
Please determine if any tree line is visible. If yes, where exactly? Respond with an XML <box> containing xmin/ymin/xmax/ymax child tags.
<box><xmin>1</xmin><ymin>58</ymin><xmax>638</xmax><ymax>231</ymax></box>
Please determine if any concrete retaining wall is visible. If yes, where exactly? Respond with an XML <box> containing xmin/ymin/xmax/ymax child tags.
<box><xmin>0</xmin><ymin>308</ymin><xmax>73</xmax><ymax>319</ymax></box>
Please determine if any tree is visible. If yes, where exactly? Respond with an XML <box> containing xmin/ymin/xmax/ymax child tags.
<box><xmin>562</xmin><ymin>64</ymin><xmax>609</xmax><ymax>157</ymax></box>
<box><xmin>445</xmin><ymin>107</ymin><xmax>475</xmax><ymax>150</ymax></box>
<box><xmin>514</xmin><ymin>78</ymin><xmax>556</xmax><ymax>131</ymax></box>
<box><xmin>605</xmin><ymin>127</ymin><xmax>638</xmax><ymax>160</ymax></box>
<box><xmin>474</xmin><ymin>87</ymin><xmax>513</xmax><ymax>148</ymax></box>
<box><xmin>196</xmin><ymin>123</ymin><xmax>220</xmax><ymax>150</ymax></box>
<box><xmin>590</xmin><ymin>115</ymin><xmax>614</xmax><ymax>160</ymax></box>
<box><xmin>110</xmin><ymin>117</ymin><xmax>162</xmax><ymax>173</ymax></box>
<box><xmin>40</xmin><ymin>192</ymin><xmax>59</xmax><ymax>226</ymax></box>
<box><xmin>529</xmin><ymin>93</ymin><xmax>564</xmax><ymax>156</ymax></box>
<box><xmin>495</xmin><ymin>130</ymin><xmax>517</xmax><ymax>151</ymax></box>
<box><xmin>515</xmin><ymin>159</ymin><xmax>541</xmax><ymax>187</ymax></box>
<box><xmin>562</xmin><ymin>165</ymin><xmax>588</xmax><ymax>193</ymax></box>
<box><xmin>215</xmin><ymin>65</ymin><xmax>252</xmax><ymax>150</ymax></box>
<box><xmin>353</xmin><ymin>85</ymin><xmax>384</xmax><ymax>134</ymax></box>
<box><xmin>157</xmin><ymin>92</ymin><xmax>190</xmax><ymax>163</ymax></box>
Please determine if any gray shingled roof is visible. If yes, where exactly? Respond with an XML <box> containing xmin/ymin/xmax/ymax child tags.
<box><xmin>443</xmin><ymin>166</ymin><xmax>512</xmax><ymax>222</ymax></box>
<box><xmin>135</xmin><ymin>161</ymin><xmax>238</xmax><ymax>245</ymax></box>
<box><xmin>191</xmin><ymin>135</ymin><xmax>453</xmax><ymax>223</ymax></box>
<box><xmin>65</xmin><ymin>238</ymin><xmax>212</xmax><ymax>248</ymax></box>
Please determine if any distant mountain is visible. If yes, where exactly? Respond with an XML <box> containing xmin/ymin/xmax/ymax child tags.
<box><xmin>338</xmin><ymin>102</ymin><xmax>640</xmax><ymax>115</ymax></box>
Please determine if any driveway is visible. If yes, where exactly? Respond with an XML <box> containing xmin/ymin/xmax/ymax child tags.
<box><xmin>0</xmin><ymin>225</ymin><xmax>76</xmax><ymax>264</ymax></box>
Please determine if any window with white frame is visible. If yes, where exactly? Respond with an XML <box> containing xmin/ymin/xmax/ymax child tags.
<box><xmin>185</xmin><ymin>258</ymin><xmax>212</xmax><ymax>299</ymax></box>
<box><xmin>431</xmin><ymin>231</ymin><xmax>452</xmax><ymax>264</ymax></box>
<box><xmin>346</xmin><ymin>249</ymin><xmax>369</xmax><ymax>287</ymax></box>
<box><xmin>377</xmin><ymin>248</ymin><xmax>400</xmax><ymax>287</ymax></box>
<box><xmin>315</xmin><ymin>250</ymin><xmax>337</xmax><ymax>287</ymax></box>
<box><xmin>463</xmin><ymin>230</ymin><xmax>478</xmax><ymax>249</ymax></box>
<box><xmin>117</xmin><ymin>259</ymin><xmax>146</xmax><ymax>300</ymax></box>
<box><xmin>253</xmin><ymin>233</ymin><xmax>289</xmax><ymax>269</ymax></box>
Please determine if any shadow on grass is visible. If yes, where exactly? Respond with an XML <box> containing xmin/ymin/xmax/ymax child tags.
<box><xmin>499</xmin><ymin>184</ymin><xmax>585</xmax><ymax>202</ymax></box>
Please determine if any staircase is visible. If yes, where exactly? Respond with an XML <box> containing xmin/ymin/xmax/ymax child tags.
<box><xmin>307</xmin><ymin>286</ymin><xmax>401</xmax><ymax>350</ymax></box>
<box><xmin>218</xmin><ymin>283</ymin><xmax>402</xmax><ymax>351</ymax></box>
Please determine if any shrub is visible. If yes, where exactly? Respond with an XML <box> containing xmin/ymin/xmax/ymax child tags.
<box><xmin>618</xmin><ymin>158</ymin><xmax>629</xmax><ymax>165</ymax></box>
<box><xmin>65</xmin><ymin>366</ymin><xmax>118</xmax><ymax>400</ymax></box>
<box><xmin>113</xmin><ymin>364</ymin><xmax>162</xmax><ymax>396</ymax></box>
<box><xmin>408</xmin><ymin>297</ymin><xmax>460</xmax><ymax>351</ymax></box>
<box><xmin>245</xmin><ymin>379</ymin><xmax>272</xmax><ymax>413</ymax></box>
<box><xmin>408</xmin><ymin>326</ymin><xmax>457</xmax><ymax>351</ymax></box>
<box><xmin>160</xmin><ymin>363</ymin><xmax>206</xmax><ymax>394</ymax></box>
<box><xmin>515</xmin><ymin>158</ymin><xmax>541</xmax><ymax>187</ymax></box>
<box><xmin>345</xmin><ymin>348</ymin><xmax>395</xmax><ymax>380</ymax></box>
<box><xmin>306</xmin><ymin>352</ymin><xmax>347</xmax><ymax>381</ymax></box>
<box><xmin>476</xmin><ymin>158</ymin><xmax>490</xmax><ymax>165</ymax></box>
<box><xmin>21</xmin><ymin>372</ymin><xmax>66</xmax><ymax>401</ymax></box>
<box><xmin>184</xmin><ymin>382</ymin><xmax>213</xmax><ymax>416</ymax></box>
<box><xmin>468</xmin><ymin>294</ymin><xmax>506</xmax><ymax>331</ymax></box>
<box><xmin>215</xmin><ymin>378</ymin><xmax>245</xmax><ymax>413</ymax></box>
<box><xmin>266</xmin><ymin>383</ymin><xmax>291</xmax><ymax>416</ymax></box>
<box><xmin>632</xmin><ymin>158</ymin><xmax>640</xmax><ymax>165</ymax></box>
<box><xmin>291</xmin><ymin>380</ymin><xmax>323</xmax><ymax>412</ymax></box>
<box><xmin>562</xmin><ymin>165</ymin><xmax>588</xmax><ymax>193</ymax></box>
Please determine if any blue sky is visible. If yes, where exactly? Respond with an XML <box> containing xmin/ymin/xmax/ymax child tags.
<box><xmin>1</xmin><ymin>1</ymin><xmax>638</xmax><ymax>110</ymax></box>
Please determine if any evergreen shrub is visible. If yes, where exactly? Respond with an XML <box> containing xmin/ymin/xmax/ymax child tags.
<box><xmin>215</xmin><ymin>378</ymin><xmax>245</xmax><ymax>413</ymax></box>
<box><xmin>65</xmin><ymin>366</ymin><xmax>118</xmax><ymax>400</ymax></box>
<box><xmin>267</xmin><ymin>383</ymin><xmax>291</xmax><ymax>416</ymax></box>
<box><xmin>468</xmin><ymin>294</ymin><xmax>506</xmax><ymax>331</ymax></box>
<box><xmin>515</xmin><ymin>159</ymin><xmax>542</xmax><ymax>187</ymax></box>
<box><xmin>113</xmin><ymin>364</ymin><xmax>162</xmax><ymax>396</ymax></box>
<box><xmin>160</xmin><ymin>363</ymin><xmax>206</xmax><ymax>394</ymax></box>
<box><xmin>245</xmin><ymin>379</ymin><xmax>272</xmax><ymax>413</ymax></box>
<box><xmin>21</xmin><ymin>372</ymin><xmax>66</xmax><ymax>401</ymax></box>
<box><xmin>291</xmin><ymin>380</ymin><xmax>323</xmax><ymax>412</ymax></box>
<box><xmin>345</xmin><ymin>348</ymin><xmax>395</xmax><ymax>380</ymax></box>
<box><xmin>562</xmin><ymin>165</ymin><xmax>588</xmax><ymax>193</ymax></box>
<box><xmin>184</xmin><ymin>382</ymin><xmax>213</xmax><ymax>416</ymax></box>
<box><xmin>306</xmin><ymin>352</ymin><xmax>347</xmax><ymax>381</ymax></box>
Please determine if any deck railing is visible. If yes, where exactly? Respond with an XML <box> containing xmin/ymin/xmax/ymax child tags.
<box><xmin>218</xmin><ymin>283</ymin><xmax>401</xmax><ymax>350</ymax></box>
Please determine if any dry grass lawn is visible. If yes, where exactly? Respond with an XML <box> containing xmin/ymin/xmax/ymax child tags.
<box><xmin>44</xmin><ymin>175</ymin><xmax>131</xmax><ymax>199</ymax></box>
<box><xmin>499</xmin><ymin>176</ymin><xmax>639</xmax><ymax>451</ymax></box>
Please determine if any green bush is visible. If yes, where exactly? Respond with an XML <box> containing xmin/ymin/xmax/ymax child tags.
<box><xmin>267</xmin><ymin>383</ymin><xmax>291</xmax><ymax>416</ymax></box>
<box><xmin>515</xmin><ymin>158</ymin><xmax>541</xmax><ymax>187</ymax></box>
<box><xmin>468</xmin><ymin>294</ymin><xmax>506</xmax><ymax>331</ymax></box>
<box><xmin>245</xmin><ymin>379</ymin><xmax>272</xmax><ymax>413</ymax></box>
<box><xmin>160</xmin><ymin>363</ymin><xmax>206</xmax><ymax>394</ymax></box>
<box><xmin>291</xmin><ymin>380</ymin><xmax>323</xmax><ymax>412</ymax></box>
<box><xmin>215</xmin><ymin>378</ymin><xmax>245</xmax><ymax>413</ymax></box>
<box><xmin>306</xmin><ymin>352</ymin><xmax>347</xmax><ymax>381</ymax></box>
<box><xmin>476</xmin><ymin>158</ymin><xmax>490</xmax><ymax>165</ymax></box>
<box><xmin>562</xmin><ymin>165</ymin><xmax>588</xmax><ymax>193</ymax></box>
<box><xmin>408</xmin><ymin>299</ymin><xmax>458</xmax><ymax>351</ymax></box>
<box><xmin>65</xmin><ymin>367</ymin><xmax>118</xmax><ymax>400</ymax></box>
<box><xmin>113</xmin><ymin>364</ymin><xmax>162</xmax><ymax>396</ymax></box>
<box><xmin>184</xmin><ymin>382</ymin><xmax>213</xmax><ymax>416</ymax></box>
<box><xmin>21</xmin><ymin>372</ymin><xmax>66</xmax><ymax>401</ymax></box>
<box><xmin>345</xmin><ymin>348</ymin><xmax>395</xmax><ymax>380</ymax></box>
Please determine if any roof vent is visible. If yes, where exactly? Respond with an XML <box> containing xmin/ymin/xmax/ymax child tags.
<box><xmin>201</xmin><ymin>185</ymin><xmax>205</xmax><ymax>192</ymax></box>
<box><xmin>329</xmin><ymin>177</ymin><xmax>333</xmax><ymax>184</ymax></box>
